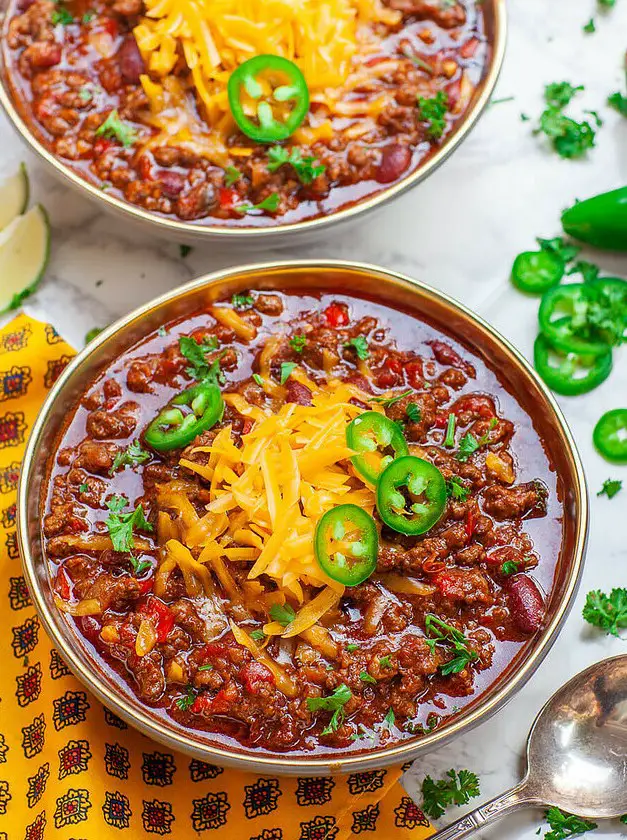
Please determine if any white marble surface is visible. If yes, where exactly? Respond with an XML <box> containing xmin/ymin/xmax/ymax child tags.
<box><xmin>2</xmin><ymin>0</ymin><xmax>627</xmax><ymax>836</ymax></box>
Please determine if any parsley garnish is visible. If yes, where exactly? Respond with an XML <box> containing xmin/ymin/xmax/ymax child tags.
<box><xmin>536</xmin><ymin>236</ymin><xmax>581</xmax><ymax>264</ymax></box>
<box><xmin>279</xmin><ymin>362</ymin><xmax>297</xmax><ymax>385</ymax></box>
<box><xmin>110</xmin><ymin>440</ymin><xmax>150</xmax><ymax>475</ymax></box>
<box><xmin>417</xmin><ymin>91</ymin><xmax>449</xmax><ymax>139</ymax></box>
<box><xmin>178</xmin><ymin>335</ymin><xmax>223</xmax><ymax>385</ymax></box>
<box><xmin>446</xmin><ymin>476</ymin><xmax>470</xmax><ymax>501</ymax></box>
<box><xmin>105</xmin><ymin>495</ymin><xmax>153</xmax><ymax>570</ymax></box>
<box><xmin>236</xmin><ymin>193</ymin><xmax>280</xmax><ymax>214</ymax></box>
<box><xmin>179</xmin><ymin>244</ymin><xmax>192</xmax><ymax>258</ymax></box>
<box><xmin>421</xmin><ymin>769</ymin><xmax>481</xmax><ymax>819</ymax></box>
<box><xmin>231</xmin><ymin>293</ymin><xmax>253</xmax><ymax>310</ymax></box>
<box><xmin>249</xmin><ymin>629</ymin><xmax>266</xmax><ymax>642</ymax></box>
<box><xmin>534</xmin><ymin>82</ymin><xmax>597</xmax><ymax>159</ymax></box>
<box><xmin>370</xmin><ymin>390</ymin><xmax>412</xmax><ymax>407</ymax></box>
<box><xmin>269</xmin><ymin>603</ymin><xmax>296</xmax><ymax>627</ymax></box>
<box><xmin>424</xmin><ymin>614</ymin><xmax>479</xmax><ymax>675</ymax></box>
<box><xmin>307</xmin><ymin>684</ymin><xmax>353</xmax><ymax>735</ymax></box>
<box><xmin>608</xmin><ymin>91</ymin><xmax>627</xmax><ymax>117</ymax></box>
<box><xmin>379</xmin><ymin>655</ymin><xmax>392</xmax><ymax>668</ymax></box>
<box><xmin>51</xmin><ymin>5</ymin><xmax>73</xmax><ymax>24</ymax></box>
<box><xmin>346</xmin><ymin>643</ymin><xmax>360</xmax><ymax>652</ymax></box>
<box><xmin>95</xmin><ymin>109</ymin><xmax>138</xmax><ymax>148</ymax></box>
<box><xmin>583</xmin><ymin>17</ymin><xmax>596</xmax><ymax>32</ymax></box>
<box><xmin>176</xmin><ymin>685</ymin><xmax>197</xmax><ymax>711</ymax></box>
<box><xmin>289</xmin><ymin>335</ymin><xmax>307</xmax><ymax>353</ymax></box>
<box><xmin>224</xmin><ymin>166</ymin><xmax>241</xmax><ymax>187</ymax></box>
<box><xmin>443</xmin><ymin>413</ymin><xmax>456</xmax><ymax>448</ymax></box>
<box><xmin>598</xmin><ymin>478</ymin><xmax>622</xmax><ymax>499</ymax></box>
<box><xmin>267</xmin><ymin>146</ymin><xmax>325</xmax><ymax>185</ymax></box>
<box><xmin>582</xmin><ymin>588</ymin><xmax>627</xmax><ymax>637</ymax></box>
<box><xmin>252</xmin><ymin>374</ymin><xmax>264</xmax><ymax>387</ymax></box>
<box><xmin>501</xmin><ymin>560</ymin><xmax>519</xmax><ymax>576</ymax></box>
<box><xmin>359</xmin><ymin>671</ymin><xmax>377</xmax><ymax>684</ymax></box>
<box><xmin>78</xmin><ymin>483</ymin><xmax>89</xmax><ymax>494</ymax></box>
<box><xmin>344</xmin><ymin>336</ymin><xmax>369</xmax><ymax>360</ymax></box>
<box><xmin>406</xmin><ymin>403</ymin><xmax>421</xmax><ymax>423</ymax></box>
<box><xmin>84</xmin><ymin>327</ymin><xmax>103</xmax><ymax>344</ymax></box>
<box><xmin>566</xmin><ymin>259</ymin><xmax>599</xmax><ymax>283</ymax></box>
<box><xmin>541</xmin><ymin>807</ymin><xmax>597</xmax><ymax>840</ymax></box>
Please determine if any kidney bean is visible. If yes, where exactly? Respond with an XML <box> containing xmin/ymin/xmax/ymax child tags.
<box><xmin>285</xmin><ymin>379</ymin><xmax>312</xmax><ymax>406</ymax></box>
<box><xmin>506</xmin><ymin>574</ymin><xmax>545</xmax><ymax>634</ymax></box>
<box><xmin>158</xmin><ymin>170</ymin><xmax>185</xmax><ymax>198</ymax></box>
<box><xmin>117</xmin><ymin>36</ymin><xmax>145</xmax><ymax>84</ymax></box>
<box><xmin>376</xmin><ymin>143</ymin><xmax>412</xmax><ymax>184</ymax></box>
<box><xmin>27</xmin><ymin>41</ymin><xmax>62</xmax><ymax>69</ymax></box>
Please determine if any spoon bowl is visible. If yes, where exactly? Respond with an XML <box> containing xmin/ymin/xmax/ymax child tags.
<box><xmin>432</xmin><ymin>656</ymin><xmax>627</xmax><ymax>839</ymax></box>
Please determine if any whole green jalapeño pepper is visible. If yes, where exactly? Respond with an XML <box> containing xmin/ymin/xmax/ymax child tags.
<box><xmin>376</xmin><ymin>456</ymin><xmax>446</xmax><ymax>536</ymax></box>
<box><xmin>314</xmin><ymin>504</ymin><xmax>378</xmax><ymax>586</ymax></box>
<box><xmin>561</xmin><ymin>187</ymin><xmax>627</xmax><ymax>251</ymax></box>
<box><xmin>144</xmin><ymin>383</ymin><xmax>224</xmax><ymax>452</ymax></box>
<box><xmin>228</xmin><ymin>55</ymin><xmax>309</xmax><ymax>143</ymax></box>
<box><xmin>346</xmin><ymin>411</ymin><xmax>409</xmax><ymax>484</ymax></box>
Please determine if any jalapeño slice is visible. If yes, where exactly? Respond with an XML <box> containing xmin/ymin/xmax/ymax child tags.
<box><xmin>533</xmin><ymin>333</ymin><xmax>612</xmax><ymax>396</ymax></box>
<box><xmin>228</xmin><ymin>55</ymin><xmax>309</xmax><ymax>143</ymax></box>
<box><xmin>593</xmin><ymin>409</ymin><xmax>627</xmax><ymax>463</ymax></box>
<box><xmin>376</xmin><ymin>456</ymin><xmax>446</xmax><ymax>536</ymax></box>
<box><xmin>314</xmin><ymin>504</ymin><xmax>378</xmax><ymax>586</ymax></box>
<box><xmin>346</xmin><ymin>411</ymin><xmax>409</xmax><ymax>484</ymax></box>
<box><xmin>144</xmin><ymin>383</ymin><xmax>223</xmax><ymax>452</ymax></box>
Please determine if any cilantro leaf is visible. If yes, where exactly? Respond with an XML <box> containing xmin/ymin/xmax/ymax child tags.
<box><xmin>231</xmin><ymin>293</ymin><xmax>253</xmax><ymax>310</ymax></box>
<box><xmin>224</xmin><ymin>166</ymin><xmax>241</xmax><ymax>187</ymax></box>
<box><xmin>269</xmin><ymin>603</ymin><xmax>296</xmax><ymax>627</ymax></box>
<box><xmin>198</xmin><ymin>663</ymin><xmax>213</xmax><ymax>671</ymax></box>
<box><xmin>105</xmin><ymin>495</ymin><xmax>153</xmax><ymax>555</ymax></box>
<box><xmin>359</xmin><ymin>671</ymin><xmax>377</xmax><ymax>684</ymax></box>
<box><xmin>370</xmin><ymin>390</ymin><xmax>412</xmax><ymax>407</ymax></box>
<box><xmin>249</xmin><ymin>629</ymin><xmax>266</xmax><ymax>642</ymax></box>
<box><xmin>534</xmin><ymin>83</ymin><xmax>597</xmax><ymax>159</ymax></box>
<box><xmin>424</xmin><ymin>614</ymin><xmax>478</xmax><ymax>675</ymax></box>
<box><xmin>446</xmin><ymin>476</ymin><xmax>470</xmax><ymax>501</ymax></box>
<box><xmin>597</xmin><ymin>478</ymin><xmax>622</xmax><ymax>499</ymax></box>
<box><xmin>346</xmin><ymin>643</ymin><xmax>360</xmax><ymax>652</ymax></box>
<box><xmin>406</xmin><ymin>403</ymin><xmax>421</xmax><ymax>423</ymax></box>
<box><xmin>582</xmin><ymin>588</ymin><xmax>627</xmax><ymax>637</ymax></box>
<box><xmin>267</xmin><ymin>146</ymin><xmax>325</xmax><ymax>185</ymax></box>
<box><xmin>421</xmin><ymin>769</ymin><xmax>481</xmax><ymax>819</ymax></box>
<box><xmin>51</xmin><ymin>5</ymin><xmax>73</xmax><ymax>24</ymax></box>
<box><xmin>236</xmin><ymin>192</ymin><xmax>280</xmax><ymax>214</ymax></box>
<box><xmin>542</xmin><ymin>807</ymin><xmax>597</xmax><ymax>840</ymax></box>
<box><xmin>383</xmin><ymin>707</ymin><xmax>395</xmax><ymax>728</ymax></box>
<box><xmin>252</xmin><ymin>373</ymin><xmax>264</xmax><ymax>387</ymax></box>
<box><xmin>176</xmin><ymin>685</ymin><xmax>197</xmax><ymax>711</ymax></box>
<box><xmin>417</xmin><ymin>91</ymin><xmax>449</xmax><ymax>139</ymax></box>
<box><xmin>608</xmin><ymin>91</ymin><xmax>627</xmax><ymax>117</ymax></box>
<box><xmin>455</xmin><ymin>432</ymin><xmax>480</xmax><ymax>462</ymax></box>
<box><xmin>110</xmin><ymin>440</ymin><xmax>150</xmax><ymax>475</ymax></box>
<box><xmin>544</xmin><ymin>82</ymin><xmax>584</xmax><ymax>109</ymax></box>
<box><xmin>289</xmin><ymin>335</ymin><xmax>307</xmax><ymax>353</ymax></box>
<box><xmin>307</xmin><ymin>684</ymin><xmax>353</xmax><ymax>735</ymax></box>
<box><xmin>501</xmin><ymin>560</ymin><xmax>519</xmax><ymax>576</ymax></box>
<box><xmin>583</xmin><ymin>17</ymin><xmax>596</xmax><ymax>32</ymax></box>
<box><xmin>78</xmin><ymin>483</ymin><xmax>89</xmax><ymax>494</ymax></box>
<box><xmin>178</xmin><ymin>335</ymin><xmax>223</xmax><ymax>385</ymax></box>
<box><xmin>279</xmin><ymin>362</ymin><xmax>297</xmax><ymax>385</ymax></box>
<box><xmin>95</xmin><ymin>109</ymin><xmax>138</xmax><ymax>148</ymax></box>
<box><xmin>344</xmin><ymin>336</ymin><xmax>369</xmax><ymax>360</ymax></box>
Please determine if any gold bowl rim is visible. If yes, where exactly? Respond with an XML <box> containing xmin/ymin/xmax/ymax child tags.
<box><xmin>0</xmin><ymin>1</ymin><xmax>506</xmax><ymax>241</ymax></box>
<box><xmin>17</xmin><ymin>259</ymin><xmax>588</xmax><ymax>774</ymax></box>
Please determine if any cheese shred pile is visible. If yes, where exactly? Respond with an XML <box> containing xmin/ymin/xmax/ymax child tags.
<box><xmin>133</xmin><ymin>0</ymin><xmax>402</xmax><ymax>162</ymax></box>
<box><xmin>154</xmin><ymin>376</ymin><xmax>382</xmax><ymax>642</ymax></box>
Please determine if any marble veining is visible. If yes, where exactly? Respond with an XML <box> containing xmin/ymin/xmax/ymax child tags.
<box><xmin>1</xmin><ymin>0</ymin><xmax>626</xmax><ymax>836</ymax></box>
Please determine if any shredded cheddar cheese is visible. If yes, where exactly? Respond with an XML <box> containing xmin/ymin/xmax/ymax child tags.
<box><xmin>133</xmin><ymin>0</ymin><xmax>402</xmax><ymax>162</ymax></box>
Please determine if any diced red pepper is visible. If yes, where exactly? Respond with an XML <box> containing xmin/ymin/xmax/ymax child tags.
<box><xmin>218</xmin><ymin>187</ymin><xmax>237</xmax><ymax>209</ymax></box>
<box><xmin>386</xmin><ymin>356</ymin><xmax>403</xmax><ymax>374</ymax></box>
<box><xmin>465</xmin><ymin>508</ymin><xmax>475</xmax><ymax>540</ymax></box>
<box><xmin>102</xmin><ymin>17</ymin><xmax>119</xmax><ymax>37</ymax></box>
<box><xmin>405</xmin><ymin>360</ymin><xmax>423</xmax><ymax>389</ymax></box>
<box><xmin>138</xmin><ymin>577</ymin><xmax>154</xmax><ymax>596</ymax></box>
<box><xmin>432</xmin><ymin>572</ymin><xmax>457</xmax><ymax>597</ymax></box>
<box><xmin>239</xmin><ymin>661</ymin><xmax>275</xmax><ymax>695</ymax></box>
<box><xmin>200</xmin><ymin>642</ymin><xmax>229</xmax><ymax>661</ymax></box>
<box><xmin>93</xmin><ymin>138</ymin><xmax>113</xmax><ymax>158</ymax></box>
<box><xmin>141</xmin><ymin>596</ymin><xmax>174</xmax><ymax>643</ymax></box>
<box><xmin>324</xmin><ymin>303</ymin><xmax>349</xmax><ymax>328</ymax></box>
<box><xmin>69</xmin><ymin>517</ymin><xmax>88</xmax><ymax>533</ymax></box>
<box><xmin>190</xmin><ymin>693</ymin><xmax>213</xmax><ymax>715</ymax></box>
<box><xmin>56</xmin><ymin>566</ymin><xmax>72</xmax><ymax>600</ymax></box>
<box><xmin>433</xmin><ymin>412</ymin><xmax>449</xmax><ymax>428</ymax></box>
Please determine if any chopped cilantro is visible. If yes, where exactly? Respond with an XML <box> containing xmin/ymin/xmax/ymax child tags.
<box><xmin>444</xmin><ymin>413</ymin><xmax>457</xmax><ymax>448</ymax></box>
<box><xmin>95</xmin><ymin>109</ymin><xmax>138</xmax><ymax>148</ymax></box>
<box><xmin>51</xmin><ymin>5</ymin><xmax>73</xmax><ymax>24</ymax></box>
<box><xmin>501</xmin><ymin>560</ymin><xmax>519</xmax><ymax>576</ymax></box>
<box><xmin>252</xmin><ymin>373</ymin><xmax>264</xmax><ymax>387</ymax></box>
<box><xmin>608</xmin><ymin>91</ymin><xmax>627</xmax><ymax>117</ymax></box>
<box><xmin>307</xmin><ymin>684</ymin><xmax>353</xmax><ymax>735</ymax></box>
<box><xmin>84</xmin><ymin>327</ymin><xmax>103</xmax><ymax>344</ymax></box>
<box><xmin>421</xmin><ymin>769</ymin><xmax>481</xmax><ymax>819</ymax></box>
<box><xmin>82</xmin><ymin>9</ymin><xmax>95</xmax><ymax>22</ymax></box>
<box><xmin>176</xmin><ymin>685</ymin><xmax>196</xmax><ymax>711</ymax></box>
<box><xmin>269</xmin><ymin>603</ymin><xmax>296</xmax><ymax>627</ymax></box>
<box><xmin>424</xmin><ymin>614</ymin><xmax>478</xmax><ymax>675</ymax></box>
<box><xmin>541</xmin><ymin>807</ymin><xmax>597</xmax><ymax>840</ymax></box>
<box><xmin>490</xmin><ymin>96</ymin><xmax>515</xmax><ymax>106</ymax></box>
<box><xmin>344</xmin><ymin>336</ymin><xmax>369</xmax><ymax>360</ymax></box>
<box><xmin>370</xmin><ymin>390</ymin><xmax>412</xmax><ymax>407</ymax></box>
<box><xmin>224</xmin><ymin>166</ymin><xmax>241</xmax><ymax>187</ymax></box>
<box><xmin>346</xmin><ymin>643</ymin><xmax>360</xmax><ymax>652</ymax></box>
<box><xmin>534</xmin><ymin>82</ymin><xmax>598</xmax><ymax>159</ymax></box>
<box><xmin>537</xmin><ymin>236</ymin><xmax>581</xmax><ymax>264</ymax></box>
<box><xmin>289</xmin><ymin>334</ymin><xmax>307</xmax><ymax>353</ymax></box>
<box><xmin>406</xmin><ymin>403</ymin><xmax>421</xmax><ymax>423</ymax></box>
<box><xmin>279</xmin><ymin>362</ymin><xmax>297</xmax><ymax>385</ymax></box>
<box><xmin>379</xmin><ymin>655</ymin><xmax>392</xmax><ymax>668</ymax></box>
<box><xmin>597</xmin><ymin>478</ymin><xmax>622</xmax><ymax>499</ymax></box>
<box><xmin>267</xmin><ymin>146</ymin><xmax>325</xmax><ymax>185</ymax></box>
<box><xmin>179</xmin><ymin>244</ymin><xmax>192</xmax><ymax>258</ymax></box>
<box><xmin>383</xmin><ymin>707</ymin><xmax>395</xmax><ymax>728</ymax></box>
<box><xmin>446</xmin><ymin>476</ymin><xmax>470</xmax><ymax>501</ymax></box>
<box><xmin>231</xmin><ymin>293</ymin><xmax>254</xmax><ymax>309</ymax></box>
<box><xmin>110</xmin><ymin>440</ymin><xmax>150</xmax><ymax>475</ymax></box>
<box><xmin>197</xmin><ymin>664</ymin><xmax>213</xmax><ymax>672</ymax></box>
<box><xmin>236</xmin><ymin>192</ymin><xmax>280</xmax><ymax>214</ymax></box>
<box><xmin>417</xmin><ymin>91</ymin><xmax>449</xmax><ymax>139</ymax></box>
<box><xmin>583</xmin><ymin>17</ymin><xmax>596</xmax><ymax>32</ymax></box>
<box><xmin>249</xmin><ymin>629</ymin><xmax>266</xmax><ymax>642</ymax></box>
<box><xmin>359</xmin><ymin>671</ymin><xmax>376</xmax><ymax>684</ymax></box>
<box><xmin>105</xmin><ymin>495</ymin><xmax>153</xmax><ymax>557</ymax></box>
<box><xmin>178</xmin><ymin>335</ymin><xmax>223</xmax><ymax>385</ymax></box>
<box><xmin>455</xmin><ymin>432</ymin><xmax>481</xmax><ymax>462</ymax></box>
<box><xmin>583</xmin><ymin>588</ymin><xmax>627</xmax><ymax>637</ymax></box>
<box><xmin>78</xmin><ymin>483</ymin><xmax>89</xmax><ymax>494</ymax></box>
<box><xmin>566</xmin><ymin>260</ymin><xmax>600</xmax><ymax>283</ymax></box>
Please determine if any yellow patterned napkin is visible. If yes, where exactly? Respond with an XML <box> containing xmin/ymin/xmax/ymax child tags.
<box><xmin>0</xmin><ymin>313</ymin><xmax>434</xmax><ymax>840</ymax></box>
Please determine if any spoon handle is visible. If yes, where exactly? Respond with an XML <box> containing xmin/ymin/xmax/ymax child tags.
<box><xmin>428</xmin><ymin>783</ymin><xmax>537</xmax><ymax>840</ymax></box>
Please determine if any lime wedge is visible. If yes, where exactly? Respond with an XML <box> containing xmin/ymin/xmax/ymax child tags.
<box><xmin>0</xmin><ymin>205</ymin><xmax>50</xmax><ymax>314</ymax></box>
<box><xmin>0</xmin><ymin>163</ymin><xmax>29</xmax><ymax>231</ymax></box>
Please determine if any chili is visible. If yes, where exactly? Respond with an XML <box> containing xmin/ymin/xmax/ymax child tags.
<box><xmin>561</xmin><ymin>186</ymin><xmax>627</xmax><ymax>251</ymax></box>
<box><xmin>346</xmin><ymin>411</ymin><xmax>409</xmax><ymax>484</ymax></box>
<box><xmin>144</xmin><ymin>383</ymin><xmax>223</xmax><ymax>451</ymax></box>
<box><xmin>227</xmin><ymin>55</ymin><xmax>309</xmax><ymax>143</ymax></box>
<box><xmin>593</xmin><ymin>409</ymin><xmax>627</xmax><ymax>463</ymax></box>
<box><xmin>314</xmin><ymin>504</ymin><xmax>378</xmax><ymax>586</ymax></box>
<box><xmin>376</xmin><ymin>456</ymin><xmax>446</xmax><ymax>536</ymax></box>
<box><xmin>511</xmin><ymin>250</ymin><xmax>564</xmax><ymax>294</ymax></box>
<box><xmin>533</xmin><ymin>333</ymin><xmax>613</xmax><ymax>396</ymax></box>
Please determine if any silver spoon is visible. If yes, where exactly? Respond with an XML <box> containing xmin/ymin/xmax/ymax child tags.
<box><xmin>431</xmin><ymin>655</ymin><xmax>627</xmax><ymax>839</ymax></box>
